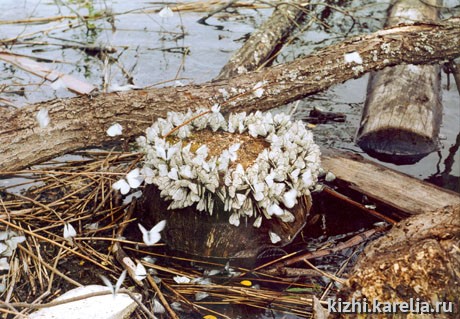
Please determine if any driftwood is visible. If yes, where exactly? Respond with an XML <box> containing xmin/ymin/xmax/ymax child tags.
<box><xmin>356</xmin><ymin>0</ymin><xmax>442</xmax><ymax>164</ymax></box>
<box><xmin>320</xmin><ymin>148</ymin><xmax>460</xmax><ymax>219</ymax></box>
<box><xmin>331</xmin><ymin>205</ymin><xmax>460</xmax><ymax>319</ymax></box>
<box><xmin>216</xmin><ymin>0</ymin><xmax>307</xmax><ymax>79</ymax></box>
<box><xmin>0</xmin><ymin>18</ymin><xmax>459</xmax><ymax>172</ymax></box>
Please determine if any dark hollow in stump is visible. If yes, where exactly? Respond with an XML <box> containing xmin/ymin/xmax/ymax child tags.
<box><xmin>139</xmin><ymin>184</ymin><xmax>311</xmax><ymax>264</ymax></box>
<box><xmin>356</xmin><ymin>0</ymin><xmax>442</xmax><ymax>164</ymax></box>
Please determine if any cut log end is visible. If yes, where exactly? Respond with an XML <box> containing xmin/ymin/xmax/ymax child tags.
<box><xmin>357</xmin><ymin>128</ymin><xmax>438</xmax><ymax>164</ymax></box>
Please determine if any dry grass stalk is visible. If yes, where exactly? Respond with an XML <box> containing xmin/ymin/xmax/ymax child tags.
<box><xmin>0</xmin><ymin>149</ymin><xmax>346</xmax><ymax>318</ymax></box>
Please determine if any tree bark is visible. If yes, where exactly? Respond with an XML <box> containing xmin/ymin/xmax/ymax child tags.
<box><xmin>216</xmin><ymin>0</ymin><xmax>307</xmax><ymax>79</ymax></box>
<box><xmin>331</xmin><ymin>204</ymin><xmax>460</xmax><ymax>319</ymax></box>
<box><xmin>356</xmin><ymin>0</ymin><xmax>443</xmax><ymax>164</ymax></box>
<box><xmin>0</xmin><ymin>19</ymin><xmax>459</xmax><ymax>171</ymax></box>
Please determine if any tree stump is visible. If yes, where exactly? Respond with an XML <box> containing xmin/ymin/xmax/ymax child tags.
<box><xmin>135</xmin><ymin>110</ymin><xmax>320</xmax><ymax>264</ymax></box>
<box><xmin>140</xmin><ymin>185</ymin><xmax>311</xmax><ymax>261</ymax></box>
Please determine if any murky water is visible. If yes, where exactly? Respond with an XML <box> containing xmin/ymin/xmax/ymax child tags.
<box><xmin>0</xmin><ymin>1</ymin><xmax>459</xmax><ymax>318</ymax></box>
<box><xmin>1</xmin><ymin>0</ymin><xmax>458</xmax><ymax>192</ymax></box>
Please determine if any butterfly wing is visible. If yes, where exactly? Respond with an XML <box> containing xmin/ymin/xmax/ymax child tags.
<box><xmin>135</xmin><ymin>262</ymin><xmax>147</xmax><ymax>281</ymax></box>
<box><xmin>115</xmin><ymin>270</ymin><xmax>127</xmax><ymax>293</ymax></box>
<box><xmin>269</xmin><ymin>231</ymin><xmax>281</xmax><ymax>244</ymax></box>
<box><xmin>113</xmin><ymin>179</ymin><xmax>130</xmax><ymax>195</ymax></box>
<box><xmin>107</xmin><ymin>123</ymin><xmax>122</xmax><ymax>137</ymax></box>
<box><xmin>145</xmin><ymin>232</ymin><xmax>161</xmax><ymax>246</ymax></box>
<box><xmin>127</xmin><ymin>168</ymin><xmax>143</xmax><ymax>188</ymax></box>
<box><xmin>151</xmin><ymin>220</ymin><xmax>166</xmax><ymax>233</ymax></box>
<box><xmin>99</xmin><ymin>275</ymin><xmax>115</xmax><ymax>295</ymax></box>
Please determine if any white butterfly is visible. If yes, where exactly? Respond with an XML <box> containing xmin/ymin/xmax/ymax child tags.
<box><xmin>36</xmin><ymin>108</ymin><xmax>50</xmax><ymax>128</ymax></box>
<box><xmin>282</xmin><ymin>189</ymin><xmax>298</xmax><ymax>209</ymax></box>
<box><xmin>253</xmin><ymin>186</ymin><xmax>265</xmax><ymax>202</ymax></box>
<box><xmin>173</xmin><ymin>275</ymin><xmax>191</xmax><ymax>284</ymax></box>
<box><xmin>158</xmin><ymin>6</ymin><xmax>174</xmax><ymax>18</ymax></box>
<box><xmin>63</xmin><ymin>223</ymin><xmax>77</xmax><ymax>240</ymax></box>
<box><xmin>140</xmin><ymin>166</ymin><xmax>155</xmax><ymax>184</ymax></box>
<box><xmin>138</xmin><ymin>220</ymin><xmax>166</xmax><ymax>246</ymax></box>
<box><xmin>134</xmin><ymin>262</ymin><xmax>147</xmax><ymax>281</ymax></box>
<box><xmin>167</xmin><ymin>167</ymin><xmax>179</xmax><ymax>180</ymax></box>
<box><xmin>153</xmin><ymin>299</ymin><xmax>166</xmax><ymax>314</ymax></box>
<box><xmin>269</xmin><ymin>231</ymin><xmax>281</xmax><ymax>244</ymax></box>
<box><xmin>106</xmin><ymin>123</ymin><xmax>123</xmax><ymax>137</ymax></box>
<box><xmin>0</xmin><ymin>258</ymin><xmax>9</xmax><ymax>271</ymax></box>
<box><xmin>179</xmin><ymin>165</ymin><xmax>193</xmax><ymax>179</ymax></box>
<box><xmin>155</xmin><ymin>145</ymin><xmax>177</xmax><ymax>161</ymax></box>
<box><xmin>112</xmin><ymin>168</ymin><xmax>144</xmax><ymax>195</ymax></box>
<box><xmin>228</xmin><ymin>143</ymin><xmax>240</xmax><ymax>161</ymax></box>
<box><xmin>302</xmin><ymin>170</ymin><xmax>313</xmax><ymax>187</ymax></box>
<box><xmin>195</xmin><ymin>292</ymin><xmax>209</xmax><ymax>301</ymax></box>
<box><xmin>267</xmin><ymin>204</ymin><xmax>284</xmax><ymax>216</ymax></box>
<box><xmin>126</xmin><ymin>168</ymin><xmax>143</xmax><ymax>188</ymax></box>
<box><xmin>229</xmin><ymin>212</ymin><xmax>240</xmax><ymax>227</ymax></box>
<box><xmin>112</xmin><ymin>179</ymin><xmax>130</xmax><ymax>195</ymax></box>
<box><xmin>253</xmin><ymin>215</ymin><xmax>262</xmax><ymax>228</ymax></box>
<box><xmin>99</xmin><ymin>270</ymin><xmax>127</xmax><ymax>296</ymax></box>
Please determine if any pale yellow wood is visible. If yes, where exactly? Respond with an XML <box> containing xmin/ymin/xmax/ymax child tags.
<box><xmin>321</xmin><ymin>149</ymin><xmax>460</xmax><ymax>216</ymax></box>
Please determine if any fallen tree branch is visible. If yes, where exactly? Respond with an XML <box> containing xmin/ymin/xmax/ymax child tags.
<box><xmin>215</xmin><ymin>0</ymin><xmax>307</xmax><ymax>79</ymax></box>
<box><xmin>1</xmin><ymin>18</ymin><xmax>459</xmax><ymax>171</ymax></box>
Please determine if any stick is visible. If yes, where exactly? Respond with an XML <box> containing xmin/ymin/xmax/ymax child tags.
<box><xmin>197</xmin><ymin>0</ymin><xmax>238</xmax><ymax>24</ymax></box>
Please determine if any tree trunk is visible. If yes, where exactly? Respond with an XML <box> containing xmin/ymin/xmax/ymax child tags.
<box><xmin>1</xmin><ymin>19</ymin><xmax>459</xmax><ymax>171</ymax></box>
<box><xmin>356</xmin><ymin>0</ymin><xmax>443</xmax><ymax>164</ymax></box>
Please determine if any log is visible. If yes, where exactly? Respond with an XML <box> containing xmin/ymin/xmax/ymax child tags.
<box><xmin>320</xmin><ymin>148</ymin><xmax>460</xmax><ymax>219</ymax></box>
<box><xmin>330</xmin><ymin>205</ymin><xmax>460</xmax><ymax>319</ymax></box>
<box><xmin>216</xmin><ymin>0</ymin><xmax>307</xmax><ymax>79</ymax></box>
<box><xmin>0</xmin><ymin>19</ymin><xmax>459</xmax><ymax>171</ymax></box>
<box><xmin>356</xmin><ymin>0</ymin><xmax>442</xmax><ymax>164</ymax></box>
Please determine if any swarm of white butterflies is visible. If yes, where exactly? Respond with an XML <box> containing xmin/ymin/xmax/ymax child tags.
<box><xmin>135</xmin><ymin>107</ymin><xmax>321</xmax><ymax>243</ymax></box>
<box><xmin>0</xmin><ymin>230</ymin><xmax>26</xmax><ymax>271</ymax></box>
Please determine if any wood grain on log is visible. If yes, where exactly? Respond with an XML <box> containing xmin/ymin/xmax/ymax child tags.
<box><xmin>321</xmin><ymin>148</ymin><xmax>460</xmax><ymax>218</ymax></box>
<box><xmin>356</xmin><ymin>0</ymin><xmax>442</xmax><ymax>164</ymax></box>
<box><xmin>0</xmin><ymin>19</ymin><xmax>459</xmax><ymax>171</ymax></box>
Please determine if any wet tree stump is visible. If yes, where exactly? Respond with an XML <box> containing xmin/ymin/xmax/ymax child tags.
<box><xmin>140</xmin><ymin>185</ymin><xmax>311</xmax><ymax>262</ymax></box>
<box><xmin>356</xmin><ymin>0</ymin><xmax>442</xmax><ymax>164</ymax></box>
